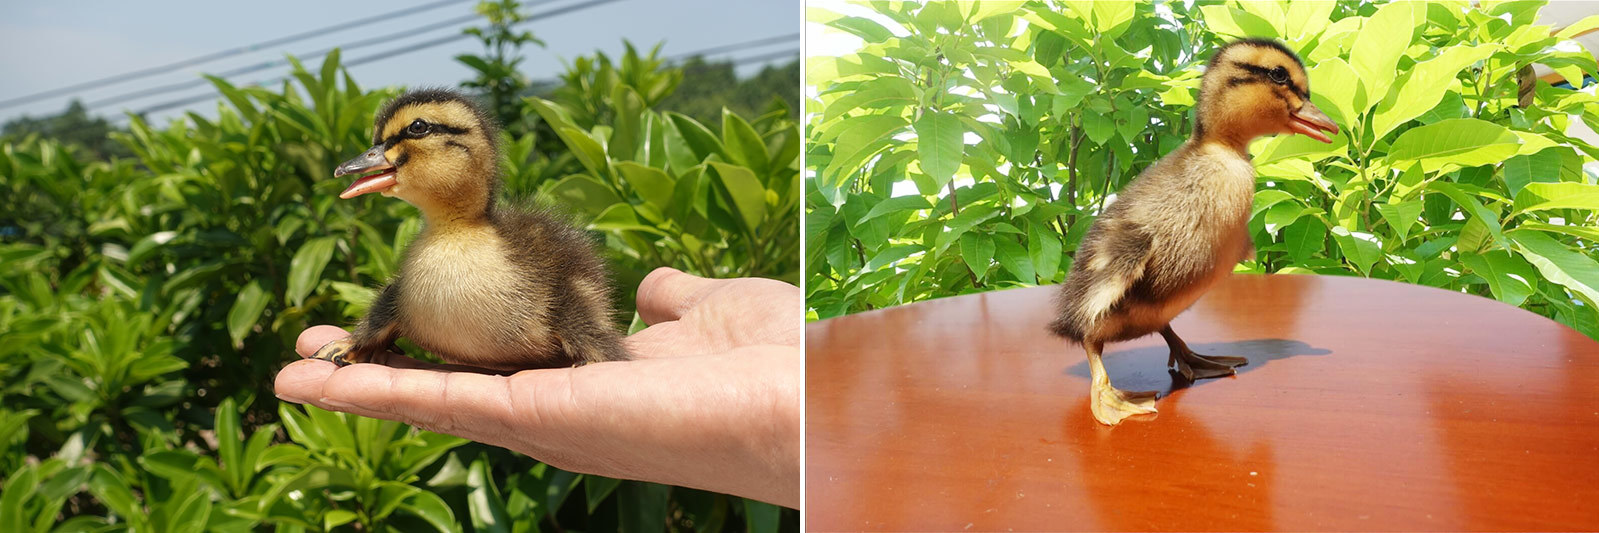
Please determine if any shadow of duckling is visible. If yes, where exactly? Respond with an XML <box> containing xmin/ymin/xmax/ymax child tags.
<box><xmin>1066</xmin><ymin>338</ymin><xmax>1331</xmax><ymax>398</ymax></box>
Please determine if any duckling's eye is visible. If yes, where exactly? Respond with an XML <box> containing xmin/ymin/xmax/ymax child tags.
<box><xmin>1268</xmin><ymin>66</ymin><xmax>1289</xmax><ymax>85</ymax></box>
<box><xmin>406</xmin><ymin>119</ymin><xmax>430</xmax><ymax>136</ymax></box>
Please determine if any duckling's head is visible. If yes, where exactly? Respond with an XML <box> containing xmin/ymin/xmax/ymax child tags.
<box><xmin>334</xmin><ymin>88</ymin><xmax>502</xmax><ymax>220</ymax></box>
<box><xmin>1194</xmin><ymin>39</ymin><xmax>1338</xmax><ymax>150</ymax></box>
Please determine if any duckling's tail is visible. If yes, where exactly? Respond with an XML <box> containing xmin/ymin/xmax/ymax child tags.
<box><xmin>1046</xmin><ymin>288</ymin><xmax>1089</xmax><ymax>345</ymax></box>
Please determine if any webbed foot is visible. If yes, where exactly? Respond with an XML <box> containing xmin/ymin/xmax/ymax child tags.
<box><xmin>1169</xmin><ymin>349</ymin><xmax>1248</xmax><ymax>381</ymax></box>
<box><xmin>312</xmin><ymin>338</ymin><xmax>357</xmax><ymax>366</ymax></box>
<box><xmin>1090</xmin><ymin>381</ymin><xmax>1158</xmax><ymax>426</ymax></box>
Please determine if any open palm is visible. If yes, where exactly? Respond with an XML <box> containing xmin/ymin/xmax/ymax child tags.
<box><xmin>274</xmin><ymin>267</ymin><xmax>801</xmax><ymax>507</ymax></box>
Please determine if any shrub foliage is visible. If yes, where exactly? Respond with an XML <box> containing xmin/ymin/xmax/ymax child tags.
<box><xmin>0</xmin><ymin>38</ymin><xmax>798</xmax><ymax>533</ymax></box>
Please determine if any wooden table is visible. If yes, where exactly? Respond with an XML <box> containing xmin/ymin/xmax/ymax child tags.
<box><xmin>805</xmin><ymin>274</ymin><xmax>1599</xmax><ymax>531</ymax></box>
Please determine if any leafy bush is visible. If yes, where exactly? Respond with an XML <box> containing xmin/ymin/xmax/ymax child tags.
<box><xmin>805</xmin><ymin>0</ymin><xmax>1599</xmax><ymax>340</ymax></box>
<box><xmin>0</xmin><ymin>40</ymin><xmax>796</xmax><ymax>532</ymax></box>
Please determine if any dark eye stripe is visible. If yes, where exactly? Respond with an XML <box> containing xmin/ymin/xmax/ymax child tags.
<box><xmin>1232</xmin><ymin>61</ymin><xmax>1307</xmax><ymax>98</ymax></box>
<box><xmin>379</xmin><ymin>123</ymin><xmax>472</xmax><ymax>148</ymax></box>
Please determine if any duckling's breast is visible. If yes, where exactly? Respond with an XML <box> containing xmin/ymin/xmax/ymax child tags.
<box><xmin>396</xmin><ymin>224</ymin><xmax>553</xmax><ymax>365</ymax></box>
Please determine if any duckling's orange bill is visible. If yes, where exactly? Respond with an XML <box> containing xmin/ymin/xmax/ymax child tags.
<box><xmin>1289</xmin><ymin>102</ymin><xmax>1339</xmax><ymax>143</ymax></box>
<box><xmin>334</xmin><ymin>146</ymin><xmax>397</xmax><ymax>199</ymax></box>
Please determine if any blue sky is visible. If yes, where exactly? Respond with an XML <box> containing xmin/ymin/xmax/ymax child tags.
<box><xmin>0</xmin><ymin>0</ymin><xmax>798</xmax><ymax>125</ymax></box>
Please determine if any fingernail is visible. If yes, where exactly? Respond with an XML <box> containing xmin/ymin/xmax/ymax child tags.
<box><xmin>276</xmin><ymin>393</ymin><xmax>308</xmax><ymax>404</ymax></box>
<box><xmin>320</xmin><ymin>397</ymin><xmax>354</xmax><ymax>410</ymax></box>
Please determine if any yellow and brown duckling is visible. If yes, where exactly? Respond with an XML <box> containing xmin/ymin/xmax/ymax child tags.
<box><xmin>314</xmin><ymin>88</ymin><xmax>628</xmax><ymax>370</ymax></box>
<box><xmin>1047</xmin><ymin>39</ymin><xmax>1338</xmax><ymax>426</ymax></box>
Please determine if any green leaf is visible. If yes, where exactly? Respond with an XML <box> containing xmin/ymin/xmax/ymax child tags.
<box><xmin>1329</xmin><ymin>226</ymin><xmax>1382</xmax><ymax>274</ymax></box>
<box><xmin>585</xmin><ymin>476</ymin><xmax>623</xmax><ymax>513</ymax></box>
<box><xmin>467</xmin><ymin>456</ymin><xmax>511</xmax><ymax>533</ymax></box>
<box><xmin>88</xmin><ymin>466</ymin><xmax>140</xmax><ymax>526</ymax></box>
<box><xmin>618</xmin><ymin>481</ymin><xmax>672</xmax><ymax>533</ymax></box>
<box><xmin>822</xmin><ymin>76</ymin><xmax>917</xmax><ymax>122</ymax></box>
<box><xmin>866</xmin><ymin>245</ymin><xmax>923</xmax><ymax>271</ymax></box>
<box><xmin>556</xmin><ymin>126</ymin><xmax>611</xmax><ymax>177</ymax></box>
<box><xmin>549</xmin><ymin>174</ymin><xmax>623</xmax><ymax>215</ymax></box>
<box><xmin>215</xmin><ymin>397</ymin><xmax>242</xmax><ymax>489</ymax></box>
<box><xmin>1512</xmin><ymin>182</ymin><xmax>1599</xmax><ymax>214</ymax></box>
<box><xmin>914</xmin><ymin>111</ymin><xmax>965</xmax><ymax>189</ymax></box>
<box><xmin>1431</xmin><ymin>181</ymin><xmax>1507</xmax><ymax>251</ymax></box>
<box><xmin>743</xmin><ymin>500</ymin><xmax>783</xmax><ymax>533</ymax></box>
<box><xmin>709</xmin><ymin>161</ymin><xmax>767</xmax><ymax>231</ymax></box>
<box><xmin>1462</xmin><ymin>250</ymin><xmax>1538</xmax><ymax>306</ymax></box>
<box><xmin>723</xmin><ymin>110</ymin><xmax>770</xmax><ymax>176</ymax></box>
<box><xmin>935</xmin><ymin>204</ymin><xmax>1001</xmax><ymax>252</ymax></box>
<box><xmin>323</xmin><ymin>510</ymin><xmax>359</xmax><ymax>530</ymax></box>
<box><xmin>1375</xmin><ymin>200</ymin><xmax>1425</xmax><ymax>243</ymax></box>
<box><xmin>826</xmin><ymin>16</ymin><xmax>895</xmax><ymax>43</ymax></box>
<box><xmin>1198</xmin><ymin>5</ymin><xmax>1278</xmax><ymax>39</ymax></box>
<box><xmin>1081</xmin><ymin>111</ymin><xmax>1114</xmax><ymax>145</ymax></box>
<box><xmin>1519</xmin><ymin>221</ymin><xmax>1599</xmax><ymax>244</ymax></box>
<box><xmin>993</xmin><ymin>236</ymin><xmax>1036</xmax><ymax>282</ymax></box>
<box><xmin>1388</xmin><ymin>118</ymin><xmax>1520</xmax><ymax>172</ymax></box>
<box><xmin>1028</xmin><ymin>223</ymin><xmax>1062</xmax><ymax>280</ymax></box>
<box><xmin>1351</xmin><ymin>1</ymin><xmax>1421</xmax><ymax>107</ymax></box>
<box><xmin>616</xmin><ymin>162</ymin><xmax>674</xmax><ymax>208</ymax></box>
<box><xmin>862</xmin><ymin>195</ymin><xmax>932</xmax><ymax>223</ymax></box>
<box><xmin>2</xmin><ymin>465</ymin><xmax>38</xmax><ymax>532</ymax></box>
<box><xmin>286</xmin><ymin>236</ymin><xmax>336</xmax><ymax>307</ymax></box>
<box><xmin>1308</xmin><ymin>58</ymin><xmax>1363</xmax><ymax>125</ymax></box>
<box><xmin>666</xmin><ymin>112</ymin><xmax>729</xmax><ymax>163</ymax></box>
<box><xmin>1279</xmin><ymin>216</ymin><xmax>1330</xmax><ymax>264</ymax></box>
<box><xmin>1085</xmin><ymin>0</ymin><xmax>1136</xmax><ymax>37</ymax></box>
<box><xmin>964</xmin><ymin>0</ymin><xmax>1015</xmax><ymax>23</ymax></box>
<box><xmin>1502</xmin><ymin>149</ymin><xmax>1564</xmax><ymax>198</ymax></box>
<box><xmin>959</xmin><ymin>233</ymin><xmax>995</xmax><ymax>280</ymax></box>
<box><xmin>821</xmin><ymin>115</ymin><xmax>908</xmax><ymax>198</ymax></box>
<box><xmin>1251</xmin><ymin>190</ymin><xmax>1298</xmax><ymax>222</ymax></box>
<box><xmin>1557</xmin><ymin>14</ymin><xmax>1599</xmax><ymax>39</ymax></box>
<box><xmin>165</xmin><ymin>485</ymin><xmax>212</xmax><ymax>533</ymax></box>
<box><xmin>127</xmin><ymin>230</ymin><xmax>178</xmax><ymax>265</ymax></box>
<box><xmin>1510</xmin><ymin>230</ymin><xmax>1599</xmax><ymax>306</ymax></box>
<box><xmin>227</xmin><ymin>280</ymin><xmax>270</xmax><ymax>346</ymax></box>
<box><xmin>1371</xmin><ymin>44</ymin><xmax>1496</xmax><ymax>141</ymax></box>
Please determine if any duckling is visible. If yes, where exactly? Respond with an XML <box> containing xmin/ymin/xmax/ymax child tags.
<box><xmin>313</xmin><ymin>88</ymin><xmax>628</xmax><ymax>370</ymax></box>
<box><xmin>1047</xmin><ymin>39</ymin><xmax>1338</xmax><ymax>426</ymax></box>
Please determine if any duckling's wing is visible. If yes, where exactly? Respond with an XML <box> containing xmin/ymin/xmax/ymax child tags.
<box><xmin>1051</xmin><ymin>219</ymin><xmax>1153</xmax><ymax>340</ymax></box>
<box><xmin>1074</xmin><ymin>219</ymin><xmax>1154</xmax><ymax>320</ymax></box>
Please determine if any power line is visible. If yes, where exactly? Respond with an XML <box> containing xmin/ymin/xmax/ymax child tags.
<box><xmin>0</xmin><ymin>0</ymin><xmax>474</xmax><ymax>111</ymax></box>
<box><xmin>728</xmin><ymin>49</ymin><xmax>799</xmax><ymax>68</ymax></box>
<box><xmin>97</xmin><ymin>6</ymin><xmax>788</xmax><ymax>113</ymax></box>
<box><xmin>85</xmin><ymin>8</ymin><xmax>497</xmax><ymax>111</ymax></box>
<box><xmin>666</xmin><ymin>33</ymin><xmax>798</xmax><ymax>62</ymax></box>
<box><xmin>112</xmin><ymin>0</ymin><xmax>625</xmax><ymax>121</ymax></box>
<box><xmin>345</xmin><ymin>0</ymin><xmax>618</xmax><ymax>68</ymax></box>
<box><xmin>124</xmin><ymin>38</ymin><xmax>796</xmax><ymax>122</ymax></box>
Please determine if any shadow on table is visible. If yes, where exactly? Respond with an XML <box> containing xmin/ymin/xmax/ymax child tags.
<box><xmin>1065</xmin><ymin>338</ymin><xmax>1332</xmax><ymax>396</ymax></box>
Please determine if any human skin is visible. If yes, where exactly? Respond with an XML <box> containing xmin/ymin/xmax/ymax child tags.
<box><xmin>274</xmin><ymin>267</ymin><xmax>801</xmax><ymax>508</ymax></box>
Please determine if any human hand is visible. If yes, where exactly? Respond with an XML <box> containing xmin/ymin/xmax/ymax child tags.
<box><xmin>274</xmin><ymin>267</ymin><xmax>801</xmax><ymax>508</ymax></box>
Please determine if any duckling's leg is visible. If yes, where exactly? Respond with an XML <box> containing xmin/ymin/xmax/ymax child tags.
<box><xmin>1161</xmin><ymin>325</ymin><xmax>1247</xmax><ymax>382</ymax></box>
<box><xmin>1086</xmin><ymin>340</ymin><xmax>1158</xmax><ymax>425</ymax></box>
<box><xmin>314</xmin><ymin>284</ymin><xmax>403</xmax><ymax>366</ymax></box>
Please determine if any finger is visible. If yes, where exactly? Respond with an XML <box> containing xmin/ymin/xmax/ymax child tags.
<box><xmin>274</xmin><ymin>358</ymin><xmax>337</xmax><ymax>404</ymax></box>
<box><xmin>636</xmin><ymin>267</ymin><xmax>722</xmax><ymax>325</ymax></box>
<box><xmin>315</xmin><ymin>363</ymin><xmax>540</xmax><ymax>448</ymax></box>
<box><xmin>296</xmin><ymin>325</ymin><xmax>351</xmax><ymax>358</ymax></box>
<box><xmin>275</xmin><ymin>357</ymin><xmax>453</xmax><ymax>404</ymax></box>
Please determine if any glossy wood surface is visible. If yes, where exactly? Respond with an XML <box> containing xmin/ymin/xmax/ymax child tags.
<box><xmin>805</xmin><ymin>274</ymin><xmax>1599</xmax><ymax>531</ymax></box>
